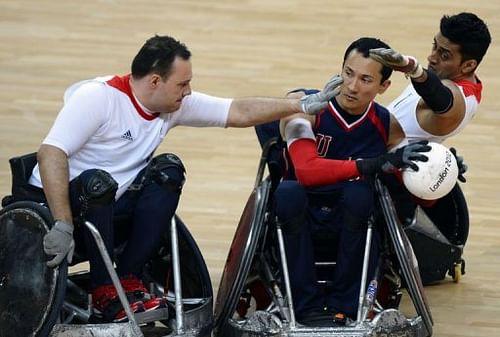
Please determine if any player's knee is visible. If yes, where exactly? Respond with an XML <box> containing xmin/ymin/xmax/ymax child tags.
<box><xmin>147</xmin><ymin>153</ymin><xmax>186</xmax><ymax>193</ymax></box>
<box><xmin>77</xmin><ymin>169</ymin><xmax>118</xmax><ymax>206</ymax></box>
<box><xmin>274</xmin><ymin>181</ymin><xmax>308</xmax><ymax>233</ymax></box>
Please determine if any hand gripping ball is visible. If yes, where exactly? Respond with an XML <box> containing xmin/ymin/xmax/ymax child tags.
<box><xmin>402</xmin><ymin>142</ymin><xmax>458</xmax><ymax>200</ymax></box>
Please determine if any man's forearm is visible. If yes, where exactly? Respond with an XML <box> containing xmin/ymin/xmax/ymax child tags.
<box><xmin>411</xmin><ymin>69</ymin><xmax>454</xmax><ymax>114</ymax></box>
<box><xmin>37</xmin><ymin>144</ymin><xmax>73</xmax><ymax>224</ymax></box>
<box><xmin>227</xmin><ymin>97</ymin><xmax>302</xmax><ymax>127</ymax></box>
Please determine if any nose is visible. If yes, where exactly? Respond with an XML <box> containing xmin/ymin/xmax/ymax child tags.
<box><xmin>183</xmin><ymin>84</ymin><xmax>192</xmax><ymax>97</ymax></box>
<box><xmin>346</xmin><ymin>78</ymin><xmax>358</xmax><ymax>93</ymax></box>
<box><xmin>427</xmin><ymin>50</ymin><xmax>438</xmax><ymax>66</ymax></box>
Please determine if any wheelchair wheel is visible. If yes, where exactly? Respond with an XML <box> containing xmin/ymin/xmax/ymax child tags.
<box><xmin>214</xmin><ymin>179</ymin><xmax>272</xmax><ymax>336</ymax></box>
<box><xmin>422</xmin><ymin>183</ymin><xmax>469</xmax><ymax>246</ymax></box>
<box><xmin>406</xmin><ymin>184</ymin><xmax>469</xmax><ymax>284</ymax></box>
<box><xmin>142</xmin><ymin>215</ymin><xmax>214</xmax><ymax>335</ymax></box>
<box><xmin>145</xmin><ymin>214</ymin><xmax>213</xmax><ymax>300</ymax></box>
<box><xmin>0</xmin><ymin>201</ymin><xmax>68</xmax><ymax>337</ymax></box>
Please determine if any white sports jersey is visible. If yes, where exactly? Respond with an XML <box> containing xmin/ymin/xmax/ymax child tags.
<box><xmin>29</xmin><ymin>75</ymin><xmax>232</xmax><ymax>198</ymax></box>
<box><xmin>388</xmin><ymin>78</ymin><xmax>482</xmax><ymax>144</ymax></box>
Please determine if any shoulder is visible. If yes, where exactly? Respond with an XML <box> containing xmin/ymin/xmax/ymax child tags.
<box><xmin>372</xmin><ymin>101</ymin><xmax>391</xmax><ymax>121</ymax></box>
<box><xmin>64</xmin><ymin>77</ymin><xmax>111</xmax><ymax>103</ymax></box>
<box><xmin>183</xmin><ymin>91</ymin><xmax>231</xmax><ymax>104</ymax></box>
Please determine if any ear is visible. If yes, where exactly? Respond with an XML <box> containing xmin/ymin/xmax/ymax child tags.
<box><xmin>378</xmin><ymin>79</ymin><xmax>391</xmax><ymax>95</ymax></box>
<box><xmin>460</xmin><ymin>59</ymin><xmax>477</xmax><ymax>75</ymax></box>
<box><xmin>150</xmin><ymin>74</ymin><xmax>162</xmax><ymax>88</ymax></box>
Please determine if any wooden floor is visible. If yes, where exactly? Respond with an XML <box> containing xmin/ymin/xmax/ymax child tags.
<box><xmin>1</xmin><ymin>1</ymin><xmax>499</xmax><ymax>336</ymax></box>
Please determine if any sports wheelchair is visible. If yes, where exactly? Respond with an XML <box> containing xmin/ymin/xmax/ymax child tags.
<box><xmin>212</xmin><ymin>127</ymin><xmax>470</xmax><ymax>337</ymax></box>
<box><xmin>0</xmin><ymin>153</ymin><xmax>213</xmax><ymax>337</ymax></box>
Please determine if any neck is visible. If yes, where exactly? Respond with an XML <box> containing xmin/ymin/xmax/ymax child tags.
<box><xmin>129</xmin><ymin>76</ymin><xmax>156</xmax><ymax>113</ymax></box>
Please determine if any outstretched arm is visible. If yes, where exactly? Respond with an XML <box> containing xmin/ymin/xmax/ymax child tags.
<box><xmin>369</xmin><ymin>47</ymin><xmax>466</xmax><ymax>131</ymax></box>
<box><xmin>226</xmin><ymin>75</ymin><xmax>343</xmax><ymax>127</ymax></box>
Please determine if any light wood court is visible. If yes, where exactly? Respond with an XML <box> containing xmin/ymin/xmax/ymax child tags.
<box><xmin>1</xmin><ymin>1</ymin><xmax>499</xmax><ymax>336</ymax></box>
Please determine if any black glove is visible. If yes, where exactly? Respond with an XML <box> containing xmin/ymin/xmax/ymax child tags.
<box><xmin>357</xmin><ymin>140</ymin><xmax>431</xmax><ymax>175</ymax></box>
<box><xmin>450</xmin><ymin>147</ymin><xmax>467</xmax><ymax>183</ymax></box>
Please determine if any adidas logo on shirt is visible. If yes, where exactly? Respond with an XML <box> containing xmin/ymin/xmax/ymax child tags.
<box><xmin>121</xmin><ymin>130</ymin><xmax>134</xmax><ymax>141</ymax></box>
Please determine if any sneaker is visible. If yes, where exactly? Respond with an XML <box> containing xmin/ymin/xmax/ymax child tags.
<box><xmin>120</xmin><ymin>275</ymin><xmax>167</xmax><ymax>312</ymax></box>
<box><xmin>92</xmin><ymin>284</ymin><xmax>145</xmax><ymax>322</ymax></box>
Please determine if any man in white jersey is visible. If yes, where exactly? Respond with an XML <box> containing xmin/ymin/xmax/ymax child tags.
<box><xmin>370</xmin><ymin>12</ymin><xmax>490</xmax><ymax>156</ymax></box>
<box><xmin>368</xmin><ymin>12</ymin><xmax>490</xmax><ymax>220</ymax></box>
<box><xmin>26</xmin><ymin>35</ymin><xmax>340</xmax><ymax>322</ymax></box>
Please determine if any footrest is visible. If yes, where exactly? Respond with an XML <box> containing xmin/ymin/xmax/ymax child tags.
<box><xmin>135</xmin><ymin>308</ymin><xmax>169</xmax><ymax>325</ymax></box>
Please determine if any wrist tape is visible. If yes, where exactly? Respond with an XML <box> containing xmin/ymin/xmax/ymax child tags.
<box><xmin>411</xmin><ymin>70</ymin><xmax>454</xmax><ymax>114</ymax></box>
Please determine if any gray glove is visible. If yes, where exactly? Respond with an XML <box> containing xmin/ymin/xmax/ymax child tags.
<box><xmin>299</xmin><ymin>75</ymin><xmax>343</xmax><ymax>115</ymax></box>
<box><xmin>357</xmin><ymin>140</ymin><xmax>431</xmax><ymax>175</ymax></box>
<box><xmin>43</xmin><ymin>220</ymin><xmax>75</xmax><ymax>267</ymax></box>
<box><xmin>369</xmin><ymin>48</ymin><xmax>424</xmax><ymax>78</ymax></box>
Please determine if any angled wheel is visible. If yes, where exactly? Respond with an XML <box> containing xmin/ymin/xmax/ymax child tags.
<box><xmin>213</xmin><ymin>179</ymin><xmax>272</xmax><ymax>337</ymax></box>
<box><xmin>376</xmin><ymin>180</ymin><xmax>433</xmax><ymax>337</ymax></box>
<box><xmin>0</xmin><ymin>201</ymin><xmax>68</xmax><ymax>337</ymax></box>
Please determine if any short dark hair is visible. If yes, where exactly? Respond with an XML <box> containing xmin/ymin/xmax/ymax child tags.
<box><xmin>131</xmin><ymin>35</ymin><xmax>191</xmax><ymax>79</ymax></box>
<box><xmin>343</xmin><ymin>37</ymin><xmax>393</xmax><ymax>82</ymax></box>
<box><xmin>440</xmin><ymin>12</ymin><xmax>491</xmax><ymax>65</ymax></box>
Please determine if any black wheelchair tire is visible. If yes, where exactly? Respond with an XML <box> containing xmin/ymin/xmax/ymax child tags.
<box><xmin>0</xmin><ymin>201</ymin><xmax>68</xmax><ymax>337</ymax></box>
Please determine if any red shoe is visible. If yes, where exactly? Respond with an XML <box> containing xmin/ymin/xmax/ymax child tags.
<box><xmin>92</xmin><ymin>284</ymin><xmax>145</xmax><ymax>322</ymax></box>
<box><xmin>120</xmin><ymin>275</ymin><xmax>167</xmax><ymax>312</ymax></box>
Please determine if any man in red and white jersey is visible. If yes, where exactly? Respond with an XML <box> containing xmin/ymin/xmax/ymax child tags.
<box><xmin>369</xmin><ymin>12</ymin><xmax>491</xmax><ymax>220</ymax></box>
<box><xmin>370</xmin><ymin>12</ymin><xmax>490</xmax><ymax>145</ymax></box>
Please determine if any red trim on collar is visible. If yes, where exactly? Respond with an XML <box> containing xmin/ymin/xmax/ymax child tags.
<box><xmin>326</xmin><ymin>100</ymin><xmax>371</xmax><ymax>132</ymax></box>
<box><xmin>454</xmin><ymin>77</ymin><xmax>482</xmax><ymax>103</ymax></box>
<box><xmin>106</xmin><ymin>74</ymin><xmax>160</xmax><ymax>121</ymax></box>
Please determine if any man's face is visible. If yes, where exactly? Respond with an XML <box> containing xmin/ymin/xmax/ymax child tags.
<box><xmin>426</xmin><ymin>32</ymin><xmax>463</xmax><ymax>80</ymax></box>
<box><xmin>338</xmin><ymin>50</ymin><xmax>390</xmax><ymax>115</ymax></box>
<box><xmin>151</xmin><ymin>57</ymin><xmax>192</xmax><ymax>113</ymax></box>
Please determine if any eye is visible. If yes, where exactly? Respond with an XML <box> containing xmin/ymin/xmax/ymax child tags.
<box><xmin>344</xmin><ymin>68</ymin><xmax>353</xmax><ymax>77</ymax></box>
<box><xmin>439</xmin><ymin>50</ymin><xmax>450</xmax><ymax>61</ymax></box>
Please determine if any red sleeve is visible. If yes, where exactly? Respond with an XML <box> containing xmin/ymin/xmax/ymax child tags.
<box><xmin>288</xmin><ymin>138</ymin><xmax>360</xmax><ymax>187</ymax></box>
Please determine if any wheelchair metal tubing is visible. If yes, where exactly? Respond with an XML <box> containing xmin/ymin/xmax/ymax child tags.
<box><xmin>276</xmin><ymin>223</ymin><xmax>297</xmax><ymax>328</ymax></box>
<box><xmin>171</xmin><ymin>216</ymin><xmax>185</xmax><ymax>334</ymax></box>
<box><xmin>356</xmin><ymin>220</ymin><xmax>373</xmax><ymax>324</ymax></box>
<box><xmin>84</xmin><ymin>221</ymin><xmax>144</xmax><ymax>337</ymax></box>
<box><xmin>254</xmin><ymin>138</ymin><xmax>277</xmax><ymax>188</ymax></box>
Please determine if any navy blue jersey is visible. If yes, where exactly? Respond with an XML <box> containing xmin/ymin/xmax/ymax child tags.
<box><xmin>284</xmin><ymin>91</ymin><xmax>390</xmax><ymax>180</ymax></box>
<box><xmin>314</xmin><ymin>97</ymin><xmax>390</xmax><ymax>160</ymax></box>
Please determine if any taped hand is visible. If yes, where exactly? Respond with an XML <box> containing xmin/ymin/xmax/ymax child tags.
<box><xmin>300</xmin><ymin>75</ymin><xmax>343</xmax><ymax>115</ymax></box>
<box><xmin>43</xmin><ymin>220</ymin><xmax>75</xmax><ymax>267</ymax></box>
<box><xmin>369</xmin><ymin>48</ymin><xmax>424</xmax><ymax>78</ymax></box>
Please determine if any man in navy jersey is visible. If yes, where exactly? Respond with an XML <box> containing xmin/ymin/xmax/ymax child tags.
<box><xmin>274</xmin><ymin>37</ymin><xmax>429</xmax><ymax>326</ymax></box>
<box><xmin>25</xmin><ymin>35</ymin><xmax>341</xmax><ymax>322</ymax></box>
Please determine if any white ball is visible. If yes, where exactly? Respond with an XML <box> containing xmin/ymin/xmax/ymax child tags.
<box><xmin>402</xmin><ymin>142</ymin><xmax>458</xmax><ymax>200</ymax></box>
